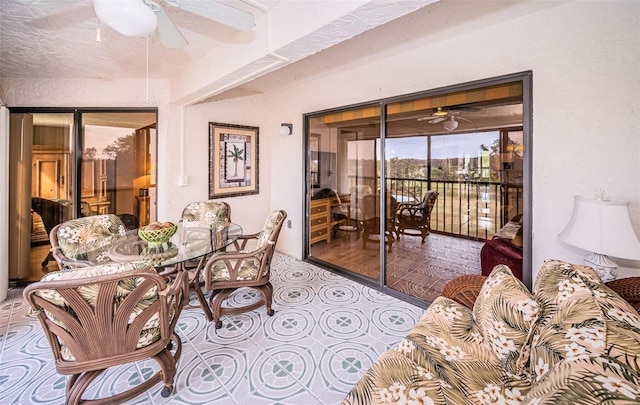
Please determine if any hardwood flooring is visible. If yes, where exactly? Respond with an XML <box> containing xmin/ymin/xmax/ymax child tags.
<box><xmin>310</xmin><ymin>229</ymin><xmax>483</xmax><ymax>303</ymax></box>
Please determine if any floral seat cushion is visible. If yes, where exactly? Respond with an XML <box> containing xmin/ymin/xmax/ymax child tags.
<box><xmin>35</xmin><ymin>261</ymin><xmax>175</xmax><ymax>361</ymax></box>
<box><xmin>341</xmin><ymin>296</ymin><xmax>531</xmax><ymax>405</ymax></box>
<box><xmin>519</xmin><ymin>260</ymin><xmax>640</xmax><ymax>396</ymax></box>
<box><xmin>56</xmin><ymin>214</ymin><xmax>127</xmax><ymax>265</ymax></box>
<box><xmin>180</xmin><ymin>201</ymin><xmax>229</xmax><ymax>228</ymax></box>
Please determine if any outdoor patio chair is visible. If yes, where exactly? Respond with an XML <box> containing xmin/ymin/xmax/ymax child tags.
<box><xmin>23</xmin><ymin>261</ymin><xmax>189</xmax><ymax>404</ymax></box>
<box><xmin>50</xmin><ymin>214</ymin><xmax>128</xmax><ymax>270</ymax></box>
<box><xmin>201</xmin><ymin>209</ymin><xmax>287</xmax><ymax>329</ymax></box>
<box><xmin>395</xmin><ymin>190</ymin><xmax>439</xmax><ymax>243</ymax></box>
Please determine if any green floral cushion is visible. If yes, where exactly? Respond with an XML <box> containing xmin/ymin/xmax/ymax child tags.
<box><xmin>473</xmin><ymin>264</ymin><xmax>539</xmax><ymax>375</ymax></box>
<box><xmin>201</xmin><ymin>254</ymin><xmax>261</xmax><ymax>283</ymax></box>
<box><xmin>342</xmin><ymin>296</ymin><xmax>531</xmax><ymax>404</ymax></box>
<box><xmin>180</xmin><ymin>201</ymin><xmax>229</xmax><ymax>228</ymax></box>
<box><xmin>255</xmin><ymin>210</ymin><xmax>285</xmax><ymax>249</ymax></box>
<box><xmin>56</xmin><ymin>214</ymin><xmax>127</xmax><ymax>265</ymax></box>
<box><xmin>522</xmin><ymin>260</ymin><xmax>640</xmax><ymax>384</ymax></box>
<box><xmin>35</xmin><ymin>262</ymin><xmax>173</xmax><ymax>361</ymax></box>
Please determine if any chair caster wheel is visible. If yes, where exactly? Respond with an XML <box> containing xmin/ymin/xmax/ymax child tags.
<box><xmin>161</xmin><ymin>386</ymin><xmax>173</xmax><ymax>398</ymax></box>
<box><xmin>215</xmin><ymin>321</ymin><xmax>223</xmax><ymax>329</ymax></box>
<box><xmin>267</xmin><ymin>309</ymin><xmax>275</xmax><ymax>316</ymax></box>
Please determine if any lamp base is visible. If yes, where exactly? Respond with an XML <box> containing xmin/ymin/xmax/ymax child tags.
<box><xmin>584</xmin><ymin>253</ymin><xmax>618</xmax><ymax>282</ymax></box>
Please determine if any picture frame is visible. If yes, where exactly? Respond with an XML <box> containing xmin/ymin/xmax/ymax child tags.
<box><xmin>209</xmin><ymin>122</ymin><xmax>259</xmax><ymax>199</ymax></box>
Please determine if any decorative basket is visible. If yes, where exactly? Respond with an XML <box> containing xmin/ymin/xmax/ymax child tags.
<box><xmin>138</xmin><ymin>225</ymin><xmax>177</xmax><ymax>246</ymax></box>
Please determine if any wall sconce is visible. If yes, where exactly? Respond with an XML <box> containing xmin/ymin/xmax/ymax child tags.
<box><xmin>279</xmin><ymin>123</ymin><xmax>293</xmax><ymax>136</ymax></box>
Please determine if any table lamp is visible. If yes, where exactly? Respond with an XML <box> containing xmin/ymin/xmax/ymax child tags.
<box><xmin>559</xmin><ymin>191</ymin><xmax>640</xmax><ymax>282</ymax></box>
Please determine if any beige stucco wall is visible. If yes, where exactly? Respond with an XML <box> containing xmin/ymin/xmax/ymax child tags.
<box><xmin>1</xmin><ymin>0</ymin><xmax>639</xmax><ymax>300</ymax></box>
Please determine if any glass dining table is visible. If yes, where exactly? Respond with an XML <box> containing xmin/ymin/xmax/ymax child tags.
<box><xmin>108</xmin><ymin>221</ymin><xmax>243</xmax><ymax>320</ymax></box>
<box><xmin>107</xmin><ymin>222</ymin><xmax>243</xmax><ymax>275</ymax></box>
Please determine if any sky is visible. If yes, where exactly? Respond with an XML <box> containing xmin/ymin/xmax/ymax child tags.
<box><xmin>385</xmin><ymin>131</ymin><xmax>499</xmax><ymax>160</ymax></box>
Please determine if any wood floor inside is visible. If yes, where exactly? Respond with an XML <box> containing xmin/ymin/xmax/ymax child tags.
<box><xmin>310</xmin><ymin>228</ymin><xmax>483</xmax><ymax>303</ymax></box>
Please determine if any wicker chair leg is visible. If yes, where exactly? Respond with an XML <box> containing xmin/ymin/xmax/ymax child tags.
<box><xmin>257</xmin><ymin>282</ymin><xmax>275</xmax><ymax>316</ymax></box>
<box><xmin>64</xmin><ymin>334</ymin><xmax>182</xmax><ymax>404</ymax></box>
<box><xmin>210</xmin><ymin>289</ymin><xmax>234</xmax><ymax>329</ymax></box>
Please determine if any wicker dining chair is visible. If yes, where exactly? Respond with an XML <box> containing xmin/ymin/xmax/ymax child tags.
<box><xmin>49</xmin><ymin>214</ymin><xmax>128</xmax><ymax>271</ymax></box>
<box><xmin>178</xmin><ymin>201</ymin><xmax>232</xmax><ymax>321</ymax></box>
<box><xmin>23</xmin><ymin>262</ymin><xmax>189</xmax><ymax>404</ymax></box>
<box><xmin>201</xmin><ymin>210</ymin><xmax>287</xmax><ymax>329</ymax></box>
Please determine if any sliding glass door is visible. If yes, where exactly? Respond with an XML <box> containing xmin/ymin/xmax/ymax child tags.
<box><xmin>305</xmin><ymin>73</ymin><xmax>531</xmax><ymax>305</ymax></box>
<box><xmin>306</xmin><ymin>105</ymin><xmax>383</xmax><ymax>282</ymax></box>
<box><xmin>8</xmin><ymin>109</ymin><xmax>157</xmax><ymax>282</ymax></box>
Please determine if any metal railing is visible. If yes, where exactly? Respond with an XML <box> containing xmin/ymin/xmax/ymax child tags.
<box><xmin>348</xmin><ymin>176</ymin><xmax>523</xmax><ymax>241</ymax></box>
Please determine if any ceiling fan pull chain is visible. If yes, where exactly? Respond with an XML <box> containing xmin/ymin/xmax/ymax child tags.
<box><xmin>146</xmin><ymin>35</ymin><xmax>150</xmax><ymax>103</ymax></box>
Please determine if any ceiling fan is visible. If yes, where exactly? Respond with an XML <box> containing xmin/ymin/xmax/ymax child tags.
<box><xmin>23</xmin><ymin>0</ymin><xmax>256</xmax><ymax>48</ymax></box>
<box><xmin>417</xmin><ymin>107</ymin><xmax>471</xmax><ymax>132</ymax></box>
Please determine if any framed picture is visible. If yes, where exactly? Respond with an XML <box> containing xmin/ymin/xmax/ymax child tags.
<box><xmin>209</xmin><ymin>122</ymin><xmax>259</xmax><ymax>199</ymax></box>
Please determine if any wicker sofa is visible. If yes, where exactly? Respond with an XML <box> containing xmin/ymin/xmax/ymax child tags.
<box><xmin>342</xmin><ymin>260</ymin><xmax>640</xmax><ymax>404</ymax></box>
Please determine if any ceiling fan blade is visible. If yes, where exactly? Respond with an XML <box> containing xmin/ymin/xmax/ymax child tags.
<box><xmin>457</xmin><ymin>116</ymin><xmax>471</xmax><ymax>122</ymax></box>
<box><xmin>416</xmin><ymin>116</ymin><xmax>436</xmax><ymax>122</ymax></box>
<box><xmin>19</xmin><ymin>0</ymin><xmax>77</xmax><ymax>6</ymax></box>
<box><xmin>428</xmin><ymin>117</ymin><xmax>445</xmax><ymax>124</ymax></box>
<box><xmin>146</xmin><ymin>0</ymin><xmax>188</xmax><ymax>48</ymax></box>
<box><xmin>169</xmin><ymin>0</ymin><xmax>255</xmax><ymax>31</ymax></box>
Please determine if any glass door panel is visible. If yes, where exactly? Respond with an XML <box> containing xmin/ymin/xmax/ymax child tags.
<box><xmin>29</xmin><ymin>113</ymin><xmax>75</xmax><ymax>275</ymax></box>
<box><xmin>82</xmin><ymin>112</ymin><xmax>157</xmax><ymax>227</ymax></box>
<box><xmin>307</xmin><ymin>106</ymin><xmax>382</xmax><ymax>282</ymax></box>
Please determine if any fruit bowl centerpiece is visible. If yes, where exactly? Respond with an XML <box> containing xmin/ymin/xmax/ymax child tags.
<box><xmin>138</xmin><ymin>221</ymin><xmax>177</xmax><ymax>246</ymax></box>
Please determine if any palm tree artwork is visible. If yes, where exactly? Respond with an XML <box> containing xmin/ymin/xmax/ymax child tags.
<box><xmin>226</xmin><ymin>143</ymin><xmax>245</xmax><ymax>179</ymax></box>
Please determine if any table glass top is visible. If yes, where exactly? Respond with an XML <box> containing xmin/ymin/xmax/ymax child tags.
<box><xmin>108</xmin><ymin>222</ymin><xmax>243</xmax><ymax>268</ymax></box>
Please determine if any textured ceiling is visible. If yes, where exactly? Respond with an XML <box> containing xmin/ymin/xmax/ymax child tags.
<box><xmin>0</xmin><ymin>0</ymin><xmax>273</xmax><ymax>80</ymax></box>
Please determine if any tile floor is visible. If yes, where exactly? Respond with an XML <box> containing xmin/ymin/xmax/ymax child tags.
<box><xmin>0</xmin><ymin>253</ymin><xmax>425</xmax><ymax>404</ymax></box>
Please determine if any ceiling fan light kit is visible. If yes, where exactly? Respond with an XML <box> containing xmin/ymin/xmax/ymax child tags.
<box><xmin>443</xmin><ymin>116</ymin><xmax>459</xmax><ymax>132</ymax></box>
<box><xmin>94</xmin><ymin>0</ymin><xmax>157</xmax><ymax>37</ymax></box>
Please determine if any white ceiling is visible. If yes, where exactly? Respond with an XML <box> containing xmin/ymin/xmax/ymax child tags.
<box><xmin>0</xmin><ymin>0</ymin><xmax>276</xmax><ymax>80</ymax></box>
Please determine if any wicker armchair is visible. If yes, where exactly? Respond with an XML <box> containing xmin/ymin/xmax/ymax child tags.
<box><xmin>395</xmin><ymin>190</ymin><xmax>439</xmax><ymax>243</ymax></box>
<box><xmin>23</xmin><ymin>262</ymin><xmax>189</xmax><ymax>404</ymax></box>
<box><xmin>202</xmin><ymin>210</ymin><xmax>287</xmax><ymax>329</ymax></box>
<box><xmin>50</xmin><ymin>214</ymin><xmax>128</xmax><ymax>271</ymax></box>
<box><xmin>178</xmin><ymin>201</ymin><xmax>232</xmax><ymax>321</ymax></box>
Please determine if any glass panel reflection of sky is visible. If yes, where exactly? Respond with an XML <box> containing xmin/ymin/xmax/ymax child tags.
<box><xmin>384</xmin><ymin>132</ymin><xmax>499</xmax><ymax>160</ymax></box>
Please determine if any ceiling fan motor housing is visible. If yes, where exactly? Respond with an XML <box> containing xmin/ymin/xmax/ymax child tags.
<box><xmin>94</xmin><ymin>0</ymin><xmax>158</xmax><ymax>37</ymax></box>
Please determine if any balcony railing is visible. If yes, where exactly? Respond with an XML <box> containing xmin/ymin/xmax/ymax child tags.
<box><xmin>348</xmin><ymin>176</ymin><xmax>523</xmax><ymax>241</ymax></box>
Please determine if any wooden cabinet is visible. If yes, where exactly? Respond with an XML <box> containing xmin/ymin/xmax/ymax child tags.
<box><xmin>310</xmin><ymin>198</ymin><xmax>331</xmax><ymax>244</ymax></box>
<box><xmin>310</xmin><ymin>194</ymin><xmax>352</xmax><ymax>244</ymax></box>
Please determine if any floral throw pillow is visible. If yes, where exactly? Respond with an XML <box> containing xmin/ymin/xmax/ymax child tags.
<box><xmin>473</xmin><ymin>264</ymin><xmax>539</xmax><ymax>375</ymax></box>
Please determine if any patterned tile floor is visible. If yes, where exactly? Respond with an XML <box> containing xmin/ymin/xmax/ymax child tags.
<box><xmin>0</xmin><ymin>253</ymin><xmax>424</xmax><ymax>404</ymax></box>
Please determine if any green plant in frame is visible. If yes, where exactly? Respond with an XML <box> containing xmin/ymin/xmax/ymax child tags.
<box><xmin>226</xmin><ymin>144</ymin><xmax>244</xmax><ymax>178</ymax></box>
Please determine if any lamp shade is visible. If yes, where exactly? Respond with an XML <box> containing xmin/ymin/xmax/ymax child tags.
<box><xmin>94</xmin><ymin>0</ymin><xmax>158</xmax><ymax>37</ymax></box>
<box><xmin>559</xmin><ymin>195</ymin><xmax>640</xmax><ymax>260</ymax></box>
